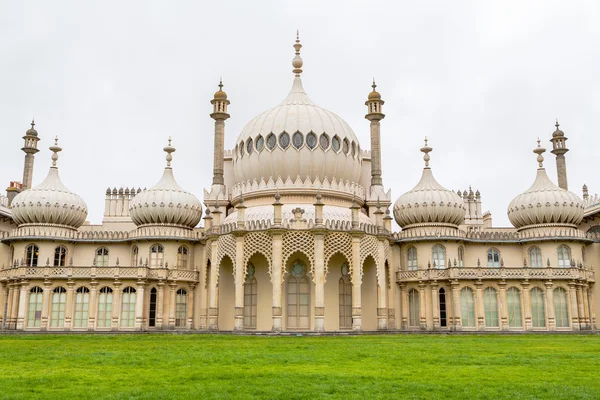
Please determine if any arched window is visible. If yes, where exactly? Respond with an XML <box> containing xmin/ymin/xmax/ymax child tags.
<box><xmin>95</xmin><ymin>247</ymin><xmax>109</xmax><ymax>267</ymax></box>
<box><xmin>339</xmin><ymin>263</ymin><xmax>352</xmax><ymax>329</ymax></box>
<box><xmin>306</xmin><ymin>132</ymin><xmax>317</xmax><ymax>149</ymax></box>
<box><xmin>484</xmin><ymin>287</ymin><xmax>499</xmax><ymax>328</ymax></box>
<box><xmin>460</xmin><ymin>287</ymin><xmax>476</xmax><ymax>328</ymax></box>
<box><xmin>342</xmin><ymin>138</ymin><xmax>350</xmax><ymax>154</ymax></box>
<box><xmin>432</xmin><ymin>245</ymin><xmax>445</xmax><ymax>269</ymax></box>
<box><xmin>150</xmin><ymin>244</ymin><xmax>164</xmax><ymax>267</ymax></box>
<box><xmin>54</xmin><ymin>246</ymin><xmax>67</xmax><ymax>267</ymax></box>
<box><xmin>176</xmin><ymin>289</ymin><xmax>187</xmax><ymax>328</ymax></box>
<box><xmin>148</xmin><ymin>288</ymin><xmax>157</xmax><ymax>327</ymax></box>
<box><xmin>439</xmin><ymin>288</ymin><xmax>447</xmax><ymax>327</ymax></box>
<box><xmin>241</xmin><ymin>263</ymin><xmax>257</xmax><ymax>329</ymax></box>
<box><xmin>408</xmin><ymin>289</ymin><xmax>420</xmax><ymax>327</ymax></box>
<box><xmin>97</xmin><ymin>287</ymin><xmax>113</xmax><ymax>328</ymax></box>
<box><xmin>332</xmin><ymin>135</ymin><xmax>341</xmax><ymax>152</ymax></box>
<box><xmin>292</xmin><ymin>131</ymin><xmax>304</xmax><ymax>149</ymax></box>
<box><xmin>120</xmin><ymin>287</ymin><xmax>136</xmax><ymax>328</ymax></box>
<box><xmin>177</xmin><ymin>246</ymin><xmax>189</xmax><ymax>269</ymax></box>
<box><xmin>531</xmin><ymin>287</ymin><xmax>546</xmax><ymax>328</ymax></box>
<box><xmin>73</xmin><ymin>287</ymin><xmax>90</xmax><ymax>328</ymax></box>
<box><xmin>407</xmin><ymin>247</ymin><xmax>418</xmax><ymax>271</ymax></box>
<box><xmin>487</xmin><ymin>248</ymin><xmax>500</xmax><ymax>267</ymax></box>
<box><xmin>507</xmin><ymin>287</ymin><xmax>522</xmax><ymax>328</ymax></box>
<box><xmin>266</xmin><ymin>133</ymin><xmax>276</xmax><ymax>150</ymax></box>
<box><xmin>246</xmin><ymin>138</ymin><xmax>254</xmax><ymax>155</ymax></box>
<box><xmin>528</xmin><ymin>246</ymin><xmax>543</xmax><ymax>268</ymax></box>
<box><xmin>131</xmin><ymin>246</ymin><xmax>139</xmax><ymax>267</ymax></box>
<box><xmin>319</xmin><ymin>133</ymin><xmax>330</xmax><ymax>150</ymax></box>
<box><xmin>458</xmin><ymin>246</ymin><xmax>464</xmax><ymax>268</ymax></box>
<box><xmin>554</xmin><ymin>287</ymin><xmax>569</xmax><ymax>328</ymax></box>
<box><xmin>27</xmin><ymin>287</ymin><xmax>43</xmax><ymax>328</ymax></box>
<box><xmin>287</xmin><ymin>260</ymin><xmax>309</xmax><ymax>329</ymax></box>
<box><xmin>279</xmin><ymin>132</ymin><xmax>290</xmax><ymax>149</ymax></box>
<box><xmin>51</xmin><ymin>287</ymin><xmax>67</xmax><ymax>328</ymax></box>
<box><xmin>256</xmin><ymin>135</ymin><xmax>264</xmax><ymax>152</ymax></box>
<box><xmin>557</xmin><ymin>245</ymin><xmax>571</xmax><ymax>268</ymax></box>
<box><xmin>25</xmin><ymin>244</ymin><xmax>39</xmax><ymax>267</ymax></box>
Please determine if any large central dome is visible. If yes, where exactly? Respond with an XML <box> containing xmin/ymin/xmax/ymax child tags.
<box><xmin>232</xmin><ymin>35</ymin><xmax>362</xmax><ymax>190</ymax></box>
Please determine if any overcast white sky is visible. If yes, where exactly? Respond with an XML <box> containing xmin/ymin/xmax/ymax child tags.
<box><xmin>1</xmin><ymin>0</ymin><xmax>598</xmax><ymax>227</ymax></box>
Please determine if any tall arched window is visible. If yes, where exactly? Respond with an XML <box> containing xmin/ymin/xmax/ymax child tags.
<box><xmin>50</xmin><ymin>287</ymin><xmax>67</xmax><ymax>328</ymax></box>
<box><xmin>150</xmin><ymin>244</ymin><xmax>164</xmax><ymax>267</ymax></box>
<box><xmin>528</xmin><ymin>246</ymin><xmax>543</xmax><ymax>268</ymax></box>
<box><xmin>54</xmin><ymin>246</ymin><xmax>67</xmax><ymax>267</ymax></box>
<box><xmin>73</xmin><ymin>287</ymin><xmax>90</xmax><ymax>328</ymax></box>
<box><xmin>530</xmin><ymin>287</ymin><xmax>546</xmax><ymax>328</ymax></box>
<box><xmin>338</xmin><ymin>263</ymin><xmax>352</xmax><ymax>329</ymax></box>
<box><xmin>97</xmin><ymin>287</ymin><xmax>113</xmax><ymax>328</ymax></box>
<box><xmin>507</xmin><ymin>287</ymin><xmax>522</xmax><ymax>328</ymax></box>
<box><xmin>557</xmin><ymin>245</ymin><xmax>571</xmax><ymax>268</ymax></box>
<box><xmin>460</xmin><ymin>287</ymin><xmax>476</xmax><ymax>328</ymax></box>
<box><xmin>95</xmin><ymin>247</ymin><xmax>109</xmax><ymax>267</ymax></box>
<box><xmin>287</xmin><ymin>260</ymin><xmax>310</xmax><ymax>329</ymax></box>
<box><xmin>177</xmin><ymin>246</ymin><xmax>189</xmax><ymax>269</ymax></box>
<box><xmin>432</xmin><ymin>245</ymin><xmax>445</xmax><ymax>269</ymax></box>
<box><xmin>25</xmin><ymin>244</ymin><xmax>39</xmax><ymax>267</ymax></box>
<box><xmin>439</xmin><ymin>288</ymin><xmax>447</xmax><ymax>327</ymax></box>
<box><xmin>407</xmin><ymin>247</ymin><xmax>418</xmax><ymax>271</ymax></box>
<box><xmin>458</xmin><ymin>246</ymin><xmax>464</xmax><ymax>268</ymax></box>
<box><xmin>487</xmin><ymin>248</ymin><xmax>500</xmax><ymax>267</ymax></box>
<box><xmin>120</xmin><ymin>287</ymin><xmax>136</xmax><ymax>328</ymax></box>
<box><xmin>27</xmin><ymin>287</ymin><xmax>43</xmax><ymax>328</ymax></box>
<box><xmin>131</xmin><ymin>246</ymin><xmax>139</xmax><ymax>267</ymax></box>
<box><xmin>148</xmin><ymin>288</ymin><xmax>157</xmax><ymax>327</ymax></box>
<box><xmin>175</xmin><ymin>289</ymin><xmax>187</xmax><ymax>328</ymax></box>
<box><xmin>408</xmin><ymin>289</ymin><xmax>420</xmax><ymax>327</ymax></box>
<box><xmin>484</xmin><ymin>287</ymin><xmax>499</xmax><ymax>327</ymax></box>
<box><xmin>554</xmin><ymin>287</ymin><xmax>569</xmax><ymax>328</ymax></box>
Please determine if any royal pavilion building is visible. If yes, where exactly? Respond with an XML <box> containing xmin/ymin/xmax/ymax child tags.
<box><xmin>0</xmin><ymin>35</ymin><xmax>597</xmax><ymax>333</ymax></box>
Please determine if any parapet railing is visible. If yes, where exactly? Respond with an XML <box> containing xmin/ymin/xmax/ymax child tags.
<box><xmin>0</xmin><ymin>266</ymin><xmax>199</xmax><ymax>282</ymax></box>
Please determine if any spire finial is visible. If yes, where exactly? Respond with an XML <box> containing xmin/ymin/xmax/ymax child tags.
<box><xmin>49</xmin><ymin>136</ymin><xmax>62</xmax><ymax>168</ymax></box>
<box><xmin>420</xmin><ymin>136</ymin><xmax>433</xmax><ymax>168</ymax></box>
<box><xmin>292</xmin><ymin>30</ymin><xmax>303</xmax><ymax>76</ymax></box>
<box><xmin>533</xmin><ymin>137</ymin><xmax>546</xmax><ymax>168</ymax></box>
<box><xmin>218</xmin><ymin>77</ymin><xmax>223</xmax><ymax>91</ymax></box>
<box><xmin>372</xmin><ymin>78</ymin><xmax>377</xmax><ymax>92</ymax></box>
<box><xmin>164</xmin><ymin>137</ymin><xmax>176</xmax><ymax>167</ymax></box>
<box><xmin>555</xmin><ymin>119</ymin><xmax>559</xmax><ymax>130</ymax></box>
<box><xmin>31</xmin><ymin>119</ymin><xmax>35</xmax><ymax>129</ymax></box>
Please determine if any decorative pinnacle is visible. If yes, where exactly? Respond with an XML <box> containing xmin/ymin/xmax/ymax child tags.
<box><xmin>164</xmin><ymin>136</ymin><xmax>176</xmax><ymax>167</ymax></box>
<box><xmin>420</xmin><ymin>136</ymin><xmax>433</xmax><ymax>168</ymax></box>
<box><xmin>31</xmin><ymin>119</ymin><xmax>35</xmax><ymax>129</ymax></box>
<box><xmin>533</xmin><ymin>138</ymin><xmax>546</xmax><ymax>168</ymax></box>
<box><xmin>555</xmin><ymin>119</ymin><xmax>559</xmax><ymax>130</ymax></box>
<box><xmin>49</xmin><ymin>136</ymin><xmax>62</xmax><ymax>167</ymax></box>
<box><xmin>292</xmin><ymin>30</ymin><xmax>303</xmax><ymax>76</ymax></box>
<box><xmin>218</xmin><ymin>77</ymin><xmax>223</xmax><ymax>91</ymax></box>
<box><xmin>372</xmin><ymin>78</ymin><xmax>377</xmax><ymax>92</ymax></box>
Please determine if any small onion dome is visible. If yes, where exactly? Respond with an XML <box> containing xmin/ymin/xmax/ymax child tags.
<box><xmin>368</xmin><ymin>79</ymin><xmax>382</xmax><ymax>100</ymax></box>
<box><xmin>129</xmin><ymin>138</ymin><xmax>202</xmax><ymax>229</ymax></box>
<box><xmin>393</xmin><ymin>139</ymin><xmax>464</xmax><ymax>228</ymax></box>
<box><xmin>507</xmin><ymin>140</ymin><xmax>583</xmax><ymax>229</ymax></box>
<box><xmin>11</xmin><ymin>138</ymin><xmax>88</xmax><ymax>229</ymax></box>
<box><xmin>552</xmin><ymin>120</ymin><xmax>564</xmax><ymax>137</ymax></box>
<box><xmin>213</xmin><ymin>79</ymin><xmax>227</xmax><ymax>100</ymax></box>
<box><xmin>26</xmin><ymin>120</ymin><xmax>38</xmax><ymax>136</ymax></box>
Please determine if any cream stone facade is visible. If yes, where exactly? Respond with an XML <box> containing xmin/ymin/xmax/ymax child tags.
<box><xmin>0</xmin><ymin>35</ymin><xmax>597</xmax><ymax>333</ymax></box>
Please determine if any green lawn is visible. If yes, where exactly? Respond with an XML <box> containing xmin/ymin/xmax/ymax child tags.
<box><xmin>0</xmin><ymin>334</ymin><xmax>599</xmax><ymax>399</ymax></box>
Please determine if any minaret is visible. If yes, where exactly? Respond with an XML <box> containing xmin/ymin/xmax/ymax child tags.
<box><xmin>549</xmin><ymin>120</ymin><xmax>569</xmax><ymax>190</ymax></box>
<box><xmin>365</xmin><ymin>79</ymin><xmax>385</xmax><ymax>187</ymax></box>
<box><xmin>210</xmin><ymin>79</ymin><xmax>230</xmax><ymax>186</ymax></box>
<box><xmin>21</xmin><ymin>120</ymin><xmax>40</xmax><ymax>190</ymax></box>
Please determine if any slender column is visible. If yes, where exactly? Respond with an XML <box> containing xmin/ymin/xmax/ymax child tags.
<box><xmin>475</xmin><ymin>282</ymin><xmax>485</xmax><ymax>331</ymax></box>
<box><xmin>16</xmin><ymin>282</ymin><xmax>28</xmax><ymax>330</ymax></box>
<box><xmin>314</xmin><ymin>232</ymin><xmax>325</xmax><ymax>332</ymax></box>
<box><xmin>365</xmin><ymin>82</ymin><xmax>385</xmax><ymax>187</ymax></box>
<box><xmin>451</xmin><ymin>282</ymin><xmax>462</xmax><ymax>331</ymax></box>
<box><xmin>418</xmin><ymin>283</ymin><xmax>427</xmax><ymax>330</ymax></box>
<box><xmin>208</xmin><ymin>240</ymin><xmax>219</xmax><ymax>330</ymax></box>
<box><xmin>351</xmin><ymin>235</ymin><xmax>362</xmax><ymax>331</ymax></box>
<box><xmin>576</xmin><ymin>286</ymin><xmax>585</xmax><ymax>329</ymax></box>
<box><xmin>498</xmin><ymin>282</ymin><xmax>509</xmax><ymax>331</ymax></box>
<box><xmin>111</xmin><ymin>282</ymin><xmax>121</xmax><ymax>331</ymax></box>
<box><xmin>588</xmin><ymin>285</ymin><xmax>596</xmax><ymax>330</ymax></box>
<box><xmin>135</xmin><ymin>281</ymin><xmax>145</xmax><ymax>330</ymax></box>
<box><xmin>64</xmin><ymin>281</ymin><xmax>75</xmax><ymax>331</ymax></box>
<box><xmin>399</xmin><ymin>283</ymin><xmax>408</xmax><ymax>330</ymax></box>
<box><xmin>376</xmin><ymin>240</ymin><xmax>387</xmax><ymax>330</ymax></box>
<box><xmin>187</xmin><ymin>283</ymin><xmax>195</xmax><ymax>329</ymax></box>
<box><xmin>40</xmin><ymin>281</ymin><xmax>51</xmax><ymax>331</ymax></box>
<box><xmin>4</xmin><ymin>285</ymin><xmax>13</xmax><ymax>329</ymax></box>
<box><xmin>545</xmin><ymin>281</ymin><xmax>555</xmax><ymax>331</ymax></box>
<box><xmin>0</xmin><ymin>282</ymin><xmax>7</xmax><ymax>329</ymax></box>
<box><xmin>168</xmin><ymin>283</ymin><xmax>176</xmax><ymax>328</ymax></box>
<box><xmin>568</xmin><ymin>283</ymin><xmax>580</xmax><ymax>330</ymax></box>
<box><xmin>10</xmin><ymin>283</ymin><xmax>19</xmax><ymax>329</ymax></box>
<box><xmin>88</xmin><ymin>282</ymin><xmax>98</xmax><ymax>331</ymax></box>
<box><xmin>431</xmin><ymin>282</ymin><xmax>440</xmax><ymax>330</ymax></box>
<box><xmin>583</xmin><ymin>285</ymin><xmax>591</xmax><ymax>329</ymax></box>
<box><xmin>234</xmin><ymin>235</ymin><xmax>245</xmax><ymax>331</ymax></box>
<box><xmin>210</xmin><ymin>82</ymin><xmax>230</xmax><ymax>186</ymax></box>
<box><xmin>271</xmin><ymin>232</ymin><xmax>283</xmax><ymax>332</ymax></box>
<box><xmin>156</xmin><ymin>281</ymin><xmax>165</xmax><ymax>329</ymax></box>
<box><xmin>522</xmin><ymin>282</ymin><xmax>532</xmax><ymax>331</ymax></box>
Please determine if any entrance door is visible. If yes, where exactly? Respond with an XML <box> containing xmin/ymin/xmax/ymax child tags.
<box><xmin>149</xmin><ymin>288</ymin><xmax>157</xmax><ymax>327</ymax></box>
<box><xmin>287</xmin><ymin>260</ymin><xmax>310</xmax><ymax>329</ymax></box>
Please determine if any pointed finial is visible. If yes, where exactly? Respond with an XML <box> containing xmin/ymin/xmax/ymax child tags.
<box><xmin>555</xmin><ymin>119</ymin><xmax>559</xmax><ymax>130</ymax></box>
<box><xmin>533</xmin><ymin>138</ymin><xmax>546</xmax><ymax>168</ymax></box>
<box><xmin>31</xmin><ymin>119</ymin><xmax>35</xmax><ymax>129</ymax></box>
<box><xmin>292</xmin><ymin>30</ymin><xmax>303</xmax><ymax>76</ymax></box>
<box><xmin>372</xmin><ymin>78</ymin><xmax>377</xmax><ymax>91</ymax></box>
<box><xmin>218</xmin><ymin>77</ymin><xmax>223</xmax><ymax>91</ymax></box>
<box><xmin>420</xmin><ymin>136</ymin><xmax>433</xmax><ymax>168</ymax></box>
<box><xmin>49</xmin><ymin>136</ymin><xmax>62</xmax><ymax>168</ymax></box>
<box><xmin>164</xmin><ymin>137</ymin><xmax>176</xmax><ymax>167</ymax></box>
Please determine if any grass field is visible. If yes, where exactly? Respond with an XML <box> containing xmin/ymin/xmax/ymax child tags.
<box><xmin>0</xmin><ymin>334</ymin><xmax>599</xmax><ymax>399</ymax></box>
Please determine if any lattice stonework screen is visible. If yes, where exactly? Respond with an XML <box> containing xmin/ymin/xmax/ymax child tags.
<box><xmin>359</xmin><ymin>235</ymin><xmax>380</xmax><ymax>272</ymax></box>
<box><xmin>243</xmin><ymin>232</ymin><xmax>273</xmax><ymax>276</ymax></box>
<box><xmin>324</xmin><ymin>232</ymin><xmax>352</xmax><ymax>274</ymax></box>
<box><xmin>215</xmin><ymin>234</ymin><xmax>236</xmax><ymax>280</ymax></box>
<box><xmin>282</xmin><ymin>231</ymin><xmax>315</xmax><ymax>277</ymax></box>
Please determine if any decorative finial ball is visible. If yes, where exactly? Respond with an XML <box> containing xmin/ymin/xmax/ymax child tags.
<box><xmin>552</xmin><ymin>120</ymin><xmax>564</xmax><ymax>138</ymax></box>
<box><xmin>292</xmin><ymin>56</ymin><xmax>303</xmax><ymax>69</ymax></box>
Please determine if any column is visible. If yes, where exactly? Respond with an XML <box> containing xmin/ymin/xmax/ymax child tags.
<box><xmin>208</xmin><ymin>241</ymin><xmax>219</xmax><ymax>330</ymax></box>
<box><xmin>351</xmin><ymin>234</ymin><xmax>362</xmax><ymax>331</ymax></box>
<box><xmin>498</xmin><ymin>282</ymin><xmax>509</xmax><ymax>331</ymax></box>
<box><xmin>271</xmin><ymin>232</ymin><xmax>283</xmax><ymax>332</ymax></box>
<box><xmin>40</xmin><ymin>281</ymin><xmax>51</xmax><ymax>331</ymax></box>
<box><xmin>10</xmin><ymin>283</ymin><xmax>19</xmax><ymax>329</ymax></box>
<box><xmin>399</xmin><ymin>283</ymin><xmax>408</xmax><ymax>330</ymax></box>
<box><xmin>451</xmin><ymin>282</ymin><xmax>462</xmax><ymax>331</ymax></box>
<box><xmin>545</xmin><ymin>281</ymin><xmax>555</xmax><ymax>331</ymax></box>
<box><xmin>475</xmin><ymin>282</ymin><xmax>485</xmax><ymax>331</ymax></box>
<box><xmin>4</xmin><ymin>285</ymin><xmax>13</xmax><ymax>329</ymax></box>
<box><xmin>156</xmin><ymin>281</ymin><xmax>165</xmax><ymax>329</ymax></box>
<box><xmin>314</xmin><ymin>232</ymin><xmax>325</xmax><ymax>332</ymax></box>
<box><xmin>418</xmin><ymin>283</ymin><xmax>427</xmax><ymax>330</ymax></box>
<box><xmin>168</xmin><ymin>283</ymin><xmax>176</xmax><ymax>329</ymax></box>
<box><xmin>64</xmin><ymin>281</ymin><xmax>75</xmax><ymax>331</ymax></box>
<box><xmin>583</xmin><ymin>285</ymin><xmax>591</xmax><ymax>329</ymax></box>
<box><xmin>16</xmin><ymin>282</ymin><xmax>28</xmax><ymax>330</ymax></box>
<box><xmin>0</xmin><ymin>282</ymin><xmax>6</xmax><ymax>329</ymax></box>
<box><xmin>111</xmin><ymin>282</ymin><xmax>121</xmax><ymax>331</ymax></box>
<box><xmin>568</xmin><ymin>283</ymin><xmax>580</xmax><ymax>330</ymax></box>
<box><xmin>522</xmin><ymin>282</ymin><xmax>532</xmax><ymax>331</ymax></box>
<box><xmin>376</xmin><ymin>240</ymin><xmax>387</xmax><ymax>330</ymax></box>
<box><xmin>234</xmin><ymin>235</ymin><xmax>245</xmax><ymax>331</ymax></box>
<box><xmin>588</xmin><ymin>286</ymin><xmax>596</xmax><ymax>330</ymax></box>
<box><xmin>187</xmin><ymin>283</ymin><xmax>195</xmax><ymax>330</ymax></box>
<box><xmin>88</xmin><ymin>282</ymin><xmax>98</xmax><ymax>331</ymax></box>
<box><xmin>431</xmin><ymin>282</ymin><xmax>440</xmax><ymax>330</ymax></box>
<box><xmin>576</xmin><ymin>285</ymin><xmax>586</xmax><ymax>329</ymax></box>
<box><xmin>134</xmin><ymin>280</ymin><xmax>145</xmax><ymax>330</ymax></box>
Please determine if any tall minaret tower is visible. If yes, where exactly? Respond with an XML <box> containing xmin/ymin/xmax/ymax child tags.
<box><xmin>365</xmin><ymin>80</ymin><xmax>385</xmax><ymax>187</ymax></box>
<box><xmin>549</xmin><ymin>120</ymin><xmax>569</xmax><ymax>190</ymax></box>
<box><xmin>21</xmin><ymin>120</ymin><xmax>40</xmax><ymax>190</ymax></box>
<box><xmin>210</xmin><ymin>79</ymin><xmax>230</xmax><ymax>186</ymax></box>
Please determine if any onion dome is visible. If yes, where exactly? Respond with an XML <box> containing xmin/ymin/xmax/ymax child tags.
<box><xmin>213</xmin><ymin>78</ymin><xmax>227</xmax><ymax>100</ymax></box>
<box><xmin>11</xmin><ymin>138</ymin><xmax>88</xmax><ymax>229</ymax></box>
<box><xmin>26</xmin><ymin>119</ymin><xmax>38</xmax><ymax>136</ymax></box>
<box><xmin>507</xmin><ymin>140</ymin><xmax>583</xmax><ymax>229</ymax></box>
<box><xmin>393</xmin><ymin>138</ymin><xmax>464</xmax><ymax>229</ymax></box>
<box><xmin>552</xmin><ymin>119</ymin><xmax>564</xmax><ymax>137</ymax></box>
<box><xmin>232</xmin><ymin>32</ymin><xmax>362</xmax><ymax>188</ymax></box>
<box><xmin>367</xmin><ymin>79</ymin><xmax>382</xmax><ymax>100</ymax></box>
<box><xmin>129</xmin><ymin>138</ymin><xmax>202</xmax><ymax>229</ymax></box>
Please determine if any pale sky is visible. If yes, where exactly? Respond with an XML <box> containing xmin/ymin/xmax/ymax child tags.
<box><xmin>1</xmin><ymin>0</ymin><xmax>598</xmax><ymax>227</ymax></box>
